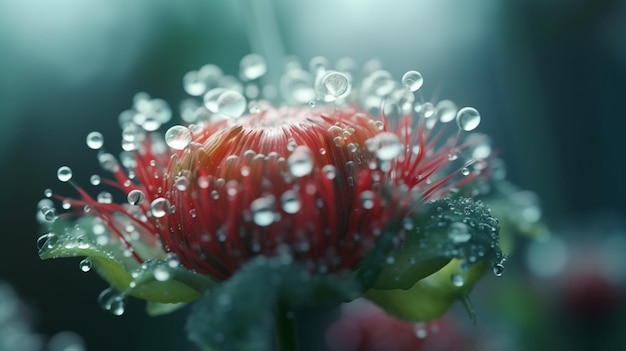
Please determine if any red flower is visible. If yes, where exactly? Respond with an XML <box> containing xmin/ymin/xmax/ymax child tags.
<box><xmin>39</xmin><ymin>56</ymin><xmax>492</xmax><ymax>302</ymax></box>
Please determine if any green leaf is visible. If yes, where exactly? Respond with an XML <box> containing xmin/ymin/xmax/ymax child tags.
<box><xmin>371</xmin><ymin>197</ymin><xmax>502</xmax><ymax>290</ymax></box>
<box><xmin>364</xmin><ymin>259</ymin><xmax>487</xmax><ymax>322</ymax></box>
<box><xmin>187</xmin><ymin>256</ymin><xmax>362</xmax><ymax>351</ymax></box>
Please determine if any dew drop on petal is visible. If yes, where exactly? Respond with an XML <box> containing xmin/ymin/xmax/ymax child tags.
<box><xmin>360</xmin><ymin>190</ymin><xmax>375</xmax><ymax>210</ymax></box>
<box><xmin>239</xmin><ymin>54</ymin><xmax>267</xmax><ymax>81</ymax></box>
<box><xmin>280</xmin><ymin>190</ymin><xmax>301</xmax><ymax>214</ymax></box>
<box><xmin>401</xmin><ymin>70</ymin><xmax>423</xmax><ymax>92</ymax></box>
<box><xmin>150</xmin><ymin>198</ymin><xmax>171</xmax><ymax>218</ymax></box>
<box><xmin>287</xmin><ymin>146</ymin><xmax>314</xmax><ymax>177</ymax></box>
<box><xmin>153</xmin><ymin>266</ymin><xmax>171</xmax><ymax>281</ymax></box>
<box><xmin>175</xmin><ymin>176</ymin><xmax>190</xmax><ymax>191</ymax></box>
<box><xmin>448</xmin><ymin>222</ymin><xmax>471</xmax><ymax>243</ymax></box>
<box><xmin>79</xmin><ymin>258</ymin><xmax>92</xmax><ymax>272</ymax></box>
<box><xmin>86</xmin><ymin>131</ymin><xmax>104</xmax><ymax>149</ymax></box>
<box><xmin>456</xmin><ymin>107</ymin><xmax>481</xmax><ymax>131</ymax></box>
<box><xmin>127</xmin><ymin>190</ymin><xmax>145</xmax><ymax>206</ymax></box>
<box><xmin>322</xmin><ymin>164</ymin><xmax>336</xmax><ymax>180</ymax></box>
<box><xmin>250</xmin><ymin>196</ymin><xmax>275</xmax><ymax>227</ymax></box>
<box><xmin>57</xmin><ymin>166</ymin><xmax>73</xmax><ymax>182</ymax></box>
<box><xmin>165</xmin><ymin>125</ymin><xmax>191</xmax><ymax>150</ymax></box>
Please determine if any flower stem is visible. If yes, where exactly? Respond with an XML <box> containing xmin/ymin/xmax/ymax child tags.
<box><xmin>275</xmin><ymin>303</ymin><xmax>298</xmax><ymax>351</ymax></box>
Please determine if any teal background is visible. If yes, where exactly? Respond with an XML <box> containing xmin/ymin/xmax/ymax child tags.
<box><xmin>0</xmin><ymin>1</ymin><xmax>624</xmax><ymax>350</ymax></box>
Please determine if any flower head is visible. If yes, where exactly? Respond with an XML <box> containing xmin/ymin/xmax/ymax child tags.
<box><xmin>38</xmin><ymin>56</ymin><xmax>502</xmax><ymax>332</ymax></box>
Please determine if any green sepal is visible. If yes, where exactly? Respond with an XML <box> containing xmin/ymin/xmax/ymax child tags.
<box><xmin>187</xmin><ymin>256</ymin><xmax>362</xmax><ymax>351</ymax></box>
<box><xmin>39</xmin><ymin>218</ymin><xmax>215</xmax><ymax>304</ymax></box>
<box><xmin>371</xmin><ymin>197</ymin><xmax>502</xmax><ymax>290</ymax></box>
<box><xmin>364</xmin><ymin>258</ymin><xmax>486</xmax><ymax>322</ymax></box>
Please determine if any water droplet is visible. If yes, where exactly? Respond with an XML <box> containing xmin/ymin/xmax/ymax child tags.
<box><xmin>461</xmin><ymin>167</ymin><xmax>471</xmax><ymax>176</ymax></box>
<box><xmin>492</xmin><ymin>263</ymin><xmax>504</xmax><ymax>277</ymax></box>
<box><xmin>401</xmin><ymin>70</ymin><xmax>424</xmax><ymax>92</ymax></box>
<box><xmin>450</xmin><ymin>272</ymin><xmax>465</xmax><ymax>287</ymax></box>
<box><xmin>216</xmin><ymin>90</ymin><xmax>247</xmax><ymax>119</ymax></box>
<box><xmin>250</xmin><ymin>196</ymin><xmax>275</xmax><ymax>227</ymax></box>
<box><xmin>153</xmin><ymin>266</ymin><xmax>171</xmax><ymax>281</ymax></box>
<box><xmin>97</xmin><ymin>191</ymin><xmax>113</xmax><ymax>204</ymax></box>
<box><xmin>240</xmin><ymin>54</ymin><xmax>267</xmax><ymax>80</ymax></box>
<box><xmin>360</xmin><ymin>190</ymin><xmax>375</xmax><ymax>210</ymax></box>
<box><xmin>79</xmin><ymin>258</ymin><xmax>92</xmax><ymax>272</ymax></box>
<box><xmin>280</xmin><ymin>69</ymin><xmax>315</xmax><ymax>104</ymax></box>
<box><xmin>414</xmin><ymin>322</ymin><xmax>428</xmax><ymax>338</ymax></box>
<box><xmin>165</xmin><ymin>125</ymin><xmax>191</xmax><ymax>150</ymax></box>
<box><xmin>322</xmin><ymin>164</ymin><xmax>336</xmax><ymax>179</ymax></box>
<box><xmin>57</xmin><ymin>166</ymin><xmax>73</xmax><ymax>182</ymax></box>
<box><xmin>98</xmin><ymin>288</ymin><xmax>125</xmax><ymax>316</ymax></box>
<box><xmin>127</xmin><ymin>190</ymin><xmax>145</xmax><ymax>206</ymax></box>
<box><xmin>86</xmin><ymin>131</ymin><xmax>104</xmax><ymax>149</ymax></box>
<box><xmin>436</xmin><ymin>100</ymin><xmax>458</xmax><ymax>123</ymax></box>
<box><xmin>37</xmin><ymin>233</ymin><xmax>57</xmax><ymax>250</ymax></box>
<box><xmin>41</xmin><ymin>206</ymin><xmax>56</xmax><ymax>222</ymax></box>
<box><xmin>44</xmin><ymin>188</ymin><xmax>53</xmax><ymax>197</ymax></box>
<box><xmin>98</xmin><ymin>153</ymin><xmax>120</xmax><ymax>172</ymax></box>
<box><xmin>456</xmin><ymin>107</ymin><xmax>481</xmax><ymax>131</ymax></box>
<box><xmin>448</xmin><ymin>222</ymin><xmax>471</xmax><ymax>243</ymax></box>
<box><xmin>315</xmin><ymin>70</ymin><xmax>350</xmax><ymax>102</ymax></box>
<box><xmin>365</xmin><ymin>132</ymin><xmax>403</xmax><ymax>161</ymax></box>
<box><xmin>150</xmin><ymin>198</ymin><xmax>171</xmax><ymax>218</ymax></box>
<box><xmin>175</xmin><ymin>176</ymin><xmax>190</xmax><ymax>191</ymax></box>
<box><xmin>287</xmin><ymin>146</ymin><xmax>314</xmax><ymax>177</ymax></box>
<box><xmin>281</xmin><ymin>190</ymin><xmax>301</xmax><ymax>214</ymax></box>
<box><xmin>90</xmin><ymin>174</ymin><xmax>101</xmax><ymax>186</ymax></box>
<box><xmin>183</xmin><ymin>70</ymin><xmax>208</xmax><ymax>96</ymax></box>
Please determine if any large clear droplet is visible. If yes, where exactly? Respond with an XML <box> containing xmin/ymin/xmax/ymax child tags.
<box><xmin>216</xmin><ymin>90</ymin><xmax>246</xmax><ymax>118</ymax></box>
<box><xmin>165</xmin><ymin>125</ymin><xmax>191</xmax><ymax>150</ymax></box>
<box><xmin>150</xmin><ymin>198</ymin><xmax>171</xmax><ymax>218</ymax></box>
<box><xmin>239</xmin><ymin>54</ymin><xmax>267</xmax><ymax>81</ymax></box>
<box><xmin>280</xmin><ymin>190</ymin><xmax>301</xmax><ymax>214</ymax></box>
<box><xmin>322</xmin><ymin>164</ymin><xmax>337</xmax><ymax>180</ymax></box>
<box><xmin>97</xmin><ymin>191</ymin><xmax>113</xmax><ymax>204</ymax></box>
<box><xmin>401</xmin><ymin>70</ymin><xmax>423</xmax><ymax>92</ymax></box>
<box><xmin>315</xmin><ymin>70</ymin><xmax>350</xmax><ymax>102</ymax></box>
<box><xmin>57</xmin><ymin>166</ymin><xmax>73</xmax><ymax>182</ymax></box>
<box><xmin>456</xmin><ymin>107</ymin><xmax>481</xmax><ymax>131</ymax></box>
<box><xmin>492</xmin><ymin>263</ymin><xmax>505</xmax><ymax>277</ymax></box>
<box><xmin>448</xmin><ymin>222</ymin><xmax>472</xmax><ymax>243</ymax></box>
<box><xmin>98</xmin><ymin>288</ymin><xmax>125</xmax><ymax>316</ymax></box>
<box><xmin>127</xmin><ymin>190</ymin><xmax>145</xmax><ymax>205</ymax></box>
<box><xmin>86</xmin><ymin>131</ymin><xmax>104</xmax><ymax>150</ymax></box>
<box><xmin>175</xmin><ymin>176</ymin><xmax>190</xmax><ymax>191</ymax></box>
<box><xmin>287</xmin><ymin>146</ymin><xmax>314</xmax><ymax>177</ymax></box>
<box><xmin>250</xmin><ymin>196</ymin><xmax>275</xmax><ymax>227</ymax></box>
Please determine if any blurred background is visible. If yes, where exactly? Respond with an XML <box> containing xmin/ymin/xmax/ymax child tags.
<box><xmin>0</xmin><ymin>0</ymin><xmax>625</xmax><ymax>350</ymax></box>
